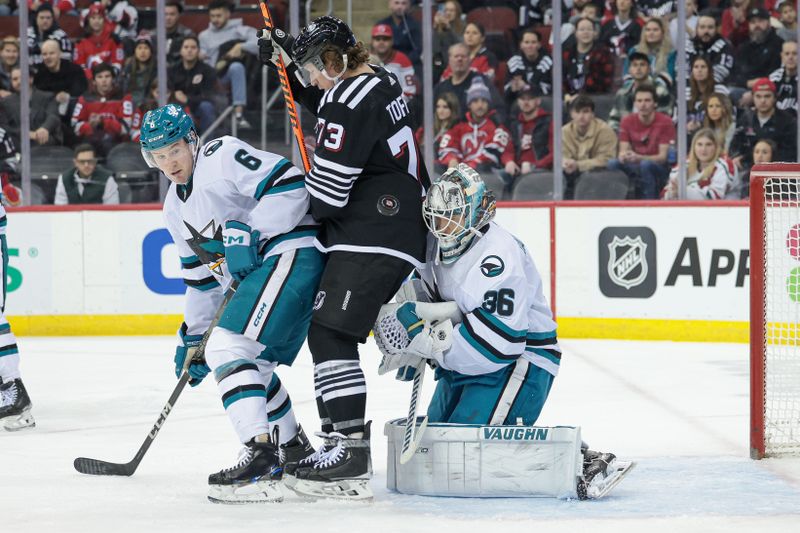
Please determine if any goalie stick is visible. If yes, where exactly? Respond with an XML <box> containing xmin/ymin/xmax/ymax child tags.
<box><xmin>73</xmin><ymin>285</ymin><xmax>237</xmax><ymax>476</ymax></box>
<box><xmin>399</xmin><ymin>361</ymin><xmax>428</xmax><ymax>465</ymax></box>
<box><xmin>258</xmin><ymin>1</ymin><xmax>312</xmax><ymax>173</ymax></box>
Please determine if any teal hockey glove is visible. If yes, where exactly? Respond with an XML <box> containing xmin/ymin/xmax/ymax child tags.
<box><xmin>175</xmin><ymin>325</ymin><xmax>210</xmax><ymax>387</ymax></box>
<box><xmin>223</xmin><ymin>221</ymin><xmax>262</xmax><ymax>282</ymax></box>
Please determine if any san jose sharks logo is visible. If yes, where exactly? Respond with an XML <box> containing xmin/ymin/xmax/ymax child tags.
<box><xmin>185</xmin><ymin>220</ymin><xmax>225</xmax><ymax>276</ymax></box>
<box><xmin>480</xmin><ymin>255</ymin><xmax>505</xmax><ymax>277</ymax></box>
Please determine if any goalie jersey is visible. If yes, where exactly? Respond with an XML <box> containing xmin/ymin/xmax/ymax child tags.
<box><xmin>416</xmin><ymin>222</ymin><xmax>560</xmax><ymax>378</ymax></box>
<box><xmin>162</xmin><ymin>136</ymin><xmax>318</xmax><ymax>335</ymax></box>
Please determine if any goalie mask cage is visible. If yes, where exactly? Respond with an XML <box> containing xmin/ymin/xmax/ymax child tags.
<box><xmin>750</xmin><ymin>164</ymin><xmax>800</xmax><ymax>459</ymax></box>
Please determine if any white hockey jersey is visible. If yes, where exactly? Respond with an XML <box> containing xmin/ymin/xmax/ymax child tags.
<box><xmin>163</xmin><ymin>136</ymin><xmax>318</xmax><ymax>335</ymax></box>
<box><xmin>416</xmin><ymin>222</ymin><xmax>560</xmax><ymax>377</ymax></box>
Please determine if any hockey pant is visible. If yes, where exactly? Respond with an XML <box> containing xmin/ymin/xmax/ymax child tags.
<box><xmin>0</xmin><ymin>235</ymin><xmax>20</xmax><ymax>382</ymax></box>
<box><xmin>205</xmin><ymin>247</ymin><xmax>325</xmax><ymax>444</ymax></box>
<box><xmin>427</xmin><ymin>358</ymin><xmax>554</xmax><ymax>426</ymax></box>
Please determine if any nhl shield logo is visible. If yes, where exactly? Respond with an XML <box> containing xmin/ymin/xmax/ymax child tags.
<box><xmin>607</xmin><ymin>236</ymin><xmax>648</xmax><ymax>289</ymax></box>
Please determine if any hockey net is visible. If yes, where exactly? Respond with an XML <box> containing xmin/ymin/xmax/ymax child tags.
<box><xmin>750</xmin><ymin>167</ymin><xmax>800</xmax><ymax>458</ymax></box>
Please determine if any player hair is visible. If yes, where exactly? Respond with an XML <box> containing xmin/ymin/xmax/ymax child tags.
<box><xmin>465</xmin><ymin>21</ymin><xmax>485</xmax><ymax>37</ymax></box>
<box><xmin>688</xmin><ymin>128</ymin><xmax>721</xmax><ymax>182</ymax></box>
<box><xmin>689</xmin><ymin>55</ymin><xmax>714</xmax><ymax>110</ymax></box>
<box><xmin>519</xmin><ymin>27</ymin><xmax>542</xmax><ymax>44</ymax></box>
<box><xmin>697</xmin><ymin>9</ymin><xmax>720</xmax><ymax>24</ymax></box>
<box><xmin>633</xmin><ymin>83</ymin><xmax>657</xmax><ymax>102</ymax></box>
<box><xmin>753</xmin><ymin>138</ymin><xmax>777</xmax><ymax>160</ymax></box>
<box><xmin>435</xmin><ymin>91</ymin><xmax>461</xmax><ymax>133</ymax></box>
<box><xmin>91</xmin><ymin>61</ymin><xmax>115</xmax><ymax>79</ymax></box>
<box><xmin>571</xmin><ymin>94</ymin><xmax>595</xmax><ymax>113</ymax></box>
<box><xmin>73</xmin><ymin>143</ymin><xmax>96</xmax><ymax>157</ymax></box>
<box><xmin>444</xmin><ymin>0</ymin><xmax>464</xmax><ymax>34</ymax></box>
<box><xmin>702</xmin><ymin>92</ymin><xmax>733</xmax><ymax>142</ymax></box>
<box><xmin>208</xmin><ymin>0</ymin><xmax>233</xmax><ymax>12</ymax></box>
<box><xmin>181</xmin><ymin>34</ymin><xmax>200</xmax><ymax>47</ymax></box>
<box><xmin>321</xmin><ymin>41</ymin><xmax>370</xmax><ymax>72</ymax></box>
<box><xmin>165</xmin><ymin>0</ymin><xmax>184</xmax><ymax>13</ymax></box>
<box><xmin>636</xmin><ymin>17</ymin><xmax>673</xmax><ymax>76</ymax></box>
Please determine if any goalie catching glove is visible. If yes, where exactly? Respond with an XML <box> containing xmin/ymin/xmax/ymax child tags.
<box><xmin>374</xmin><ymin>302</ymin><xmax>456</xmax><ymax>381</ymax></box>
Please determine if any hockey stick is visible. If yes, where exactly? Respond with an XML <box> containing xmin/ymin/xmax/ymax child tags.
<box><xmin>258</xmin><ymin>1</ymin><xmax>312</xmax><ymax>173</ymax></box>
<box><xmin>73</xmin><ymin>285</ymin><xmax>237</xmax><ymax>476</ymax></box>
<box><xmin>399</xmin><ymin>361</ymin><xmax>428</xmax><ymax>465</ymax></box>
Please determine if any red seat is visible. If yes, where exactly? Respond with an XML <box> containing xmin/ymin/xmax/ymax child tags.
<box><xmin>466</xmin><ymin>6</ymin><xmax>517</xmax><ymax>34</ymax></box>
<box><xmin>60</xmin><ymin>14</ymin><xmax>83</xmax><ymax>39</ymax></box>
<box><xmin>494</xmin><ymin>59</ymin><xmax>507</xmax><ymax>94</ymax></box>
<box><xmin>181</xmin><ymin>12</ymin><xmax>209</xmax><ymax>35</ymax></box>
<box><xmin>0</xmin><ymin>16</ymin><xmax>19</xmax><ymax>37</ymax></box>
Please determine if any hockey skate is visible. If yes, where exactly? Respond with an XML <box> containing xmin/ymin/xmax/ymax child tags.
<box><xmin>577</xmin><ymin>450</ymin><xmax>635</xmax><ymax>500</ymax></box>
<box><xmin>0</xmin><ymin>378</ymin><xmax>35</xmax><ymax>431</ymax></box>
<box><xmin>279</xmin><ymin>425</ymin><xmax>316</xmax><ymax>475</ymax></box>
<box><xmin>285</xmin><ymin>422</ymin><xmax>373</xmax><ymax>502</ymax></box>
<box><xmin>207</xmin><ymin>433</ymin><xmax>284</xmax><ymax>504</ymax></box>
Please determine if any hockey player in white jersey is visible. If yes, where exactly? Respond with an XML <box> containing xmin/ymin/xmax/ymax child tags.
<box><xmin>0</xmin><ymin>128</ymin><xmax>34</xmax><ymax>432</ymax></box>
<box><xmin>139</xmin><ymin>104</ymin><xmax>322</xmax><ymax>503</ymax></box>
<box><xmin>375</xmin><ymin>164</ymin><xmax>633</xmax><ymax>499</ymax></box>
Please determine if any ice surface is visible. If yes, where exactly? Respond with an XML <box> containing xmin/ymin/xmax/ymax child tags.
<box><xmin>2</xmin><ymin>337</ymin><xmax>799</xmax><ymax>533</ymax></box>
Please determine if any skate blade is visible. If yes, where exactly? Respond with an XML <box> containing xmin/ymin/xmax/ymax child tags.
<box><xmin>2</xmin><ymin>408</ymin><xmax>36</xmax><ymax>432</ymax></box>
<box><xmin>586</xmin><ymin>460</ymin><xmax>636</xmax><ymax>499</ymax></box>
<box><xmin>284</xmin><ymin>476</ymin><xmax>374</xmax><ymax>502</ymax></box>
<box><xmin>207</xmin><ymin>480</ymin><xmax>284</xmax><ymax>504</ymax></box>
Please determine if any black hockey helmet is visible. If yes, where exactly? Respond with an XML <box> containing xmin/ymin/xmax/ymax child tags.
<box><xmin>291</xmin><ymin>15</ymin><xmax>357</xmax><ymax>67</ymax></box>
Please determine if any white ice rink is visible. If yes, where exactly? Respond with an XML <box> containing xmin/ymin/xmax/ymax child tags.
<box><xmin>2</xmin><ymin>336</ymin><xmax>799</xmax><ymax>533</ymax></box>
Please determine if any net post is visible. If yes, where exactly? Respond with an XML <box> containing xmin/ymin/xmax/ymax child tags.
<box><xmin>749</xmin><ymin>173</ymin><xmax>766</xmax><ymax>460</ymax></box>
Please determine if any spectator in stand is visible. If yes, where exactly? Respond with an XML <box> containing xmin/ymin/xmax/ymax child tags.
<box><xmin>434</xmin><ymin>43</ymin><xmax>505</xmax><ymax>121</ymax></box>
<box><xmin>27</xmin><ymin>3</ymin><xmax>73</xmax><ymax>67</ymax></box>
<box><xmin>416</xmin><ymin>92</ymin><xmax>460</xmax><ymax>174</ymax></box>
<box><xmin>439</xmin><ymin>22</ymin><xmax>497</xmax><ymax>82</ymax></box>
<box><xmin>432</xmin><ymin>0</ymin><xmax>464</xmax><ymax>81</ymax></box>
<box><xmin>669</xmin><ymin>0</ymin><xmax>698</xmax><ymax>44</ymax></box>
<box><xmin>636</xmin><ymin>0</ymin><xmax>676</xmax><ymax>19</ymax></box>
<box><xmin>54</xmin><ymin>143</ymin><xmax>119</xmax><ymax>205</ymax></box>
<box><xmin>510</xmin><ymin>84</ymin><xmax>553</xmax><ymax>172</ymax></box>
<box><xmin>600</xmin><ymin>0</ymin><xmax>644</xmax><ymax>57</ymax></box>
<box><xmin>199</xmin><ymin>0</ymin><xmax>259</xmax><ymax>129</ymax></box>
<box><xmin>721</xmin><ymin>0</ymin><xmax>752</xmax><ymax>47</ymax></box>
<box><xmin>0</xmin><ymin>0</ymin><xmax>13</xmax><ymax>16</ymax></box>
<box><xmin>0</xmin><ymin>65</ymin><xmax>62</xmax><ymax>147</ymax></box>
<box><xmin>703</xmin><ymin>92</ymin><xmax>736</xmax><ymax>155</ymax></box>
<box><xmin>33</xmin><ymin>39</ymin><xmax>88</xmax><ymax>121</ymax></box>
<box><xmin>777</xmin><ymin>0</ymin><xmax>798</xmax><ymax>41</ymax></box>
<box><xmin>169</xmin><ymin>35</ymin><xmax>217</xmax><ymax>135</ymax></box>
<box><xmin>563</xmin><ymin>17</ymin><xmax>614</xmax><ymax>103</ymax></box>
<box><xmin>560</xmin><ymin>1</ymin><xmax>604</xmax><ymax>47</ymax></box>
<box><xmin>609</xmin><ymin>84</ymin><xmax>675</xmax><ymax>199</ymax></box>
<box><xmin>28</xmin><ymin>0</ymin><xmax>74</xmax><ymax>18</ymax></box>
<box><xmin>74</xmin><ymin>2</ymin><xmax>124</xmax><ymax>80</ymax></box>
<box><xmin>730</xmin><ymin>77</ymin><xmax>797</xmax><ymax>169</ymax></box>
<box><xmin>0</xmin><ymin>37</ymin><xmax>19</xmax><ymax>99</ymax></box>
<box><xmin>92</xmin><ymin>0</ymin><xmax>138</xmax><ymax>47</ymax></box>
<box><xmin>165</xmin><ymin>0</ymin><xmax>193</xmax><ymax>68</ymax></box>
<box><xmin>663</xmin><ymin>128</ymin><xmax>737</xmax><ymax>200</ymax></box>
<box><xmin>685</xmin><ymin>55</ymin><xmax>730</xmax><ymax>141</ymax></box>
<box><xmin>376</xmin><ymin>0</ymin><xmax>422</xmax><ymax>71</ymax></box>
<box><xmin>120</xmin><ymin>32</ymin><xmax>156</xmax><ymax>108</ymax></box>
<box><xmin>609</xmin><ymin>51</ymin><xmax>673</xmax><ymax>132</ymax></box>
<box><xmin>438</xmin><ymin>79</ymin><xmax>515</xmax><ymax>179</ymax></box>
<box><xmin>371</xmin><ymin>24</ymin><xmax>416</xmax><ymax>102</ymax></box>
<box><xmin>770</xmin><ymin>39</ymin><xmax>798</xmax><ymax>114</ymax></box>
<box><xmin>687</xmin><ymin>10</ymin><xmax>735</xmax><ymax>85</ymax></box>
<box><xmin>624</xmin><ymin>17</ymin><xmax>676</xmax><ymax>84</ymax></box>
<box><xmin>562</xmin><ymin>94</ymin><xmax>619</xmax><ymax>200</ymax></box>
<box><xmin>730</xmin><ymin>8</ymin><xmax>784</xmax><ymax>105</ymax></box>
<box><xmin>520</xmin><ymin>0</ymin><xmax>548</xmax><ymax>27</ymax></box>
<box><xmin>71</xmin><ymin>62</ymin><xmax>134</xmax><ymax>156</ymax></box>
<box><xmin>741</xmin><ymin>138</ymin><xmax>777</xmax><ymax>198</ymax></box>
<box><xmin>504</xmin><ymin>28</ymin><xmax>552</xmax><ymax>105</ymax></box>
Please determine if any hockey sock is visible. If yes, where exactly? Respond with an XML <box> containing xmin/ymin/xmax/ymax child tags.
<box><xmin>265</xmin><ymin>373</ymin><xmax>298</xmax><ymax>445</ymax></box>
<box><xmin>214</xmin><ymin>358</ymin><xmax>269</xmax><ymax>443</ymax></box>
<box><xmin>313</xmin><ymin>360</ymin><xmax>367</xmax><ymax>436</ymax></box>
<box><xmin>0</xmin><ymin>320</ymin><xmax>21</xmax><ymax>382</ymax></box>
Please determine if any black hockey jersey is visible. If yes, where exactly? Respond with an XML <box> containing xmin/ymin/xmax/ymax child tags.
<box><xmin>292</xmin><ymin>65</ymin><xmax>430</xmax><ymax>267</ymax></box>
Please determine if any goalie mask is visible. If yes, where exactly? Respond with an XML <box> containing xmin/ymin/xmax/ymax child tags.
<box><xmin>139</xmin><ymin>104</ymin><xmax>199</xmax><ymax>184</ymax></box>
<box><xmin>292</xmin><ymin>15</ymin><xmax>357</xmax><ymax>83</ymax></box>
<box><xmin>423</xmin><ymin>164</ymin><xmax>496</xmax><ymax>264</ymax></box>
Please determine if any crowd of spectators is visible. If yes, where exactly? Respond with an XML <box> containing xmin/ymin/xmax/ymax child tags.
<box><xmin>2</xmin><ymin>0</ymin><xmax>800</xmax><ymax>204</ymax></box>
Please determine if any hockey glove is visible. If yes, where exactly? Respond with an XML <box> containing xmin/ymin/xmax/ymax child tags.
<box><xmin>257</xmin><ymin>28</ymin><xmax>295</xmax><ymax>70</ymax></box>
<box><xmin>174</xmin><ymin>327</ymin><xmax>210</xmax><ymax>387</ymax></box>
<box><xmin>223</xmin><ymin>221</ymin><xmax>262</xmax><ymax>282</ymax></box>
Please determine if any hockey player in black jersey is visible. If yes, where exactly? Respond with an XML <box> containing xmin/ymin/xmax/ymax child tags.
<box><xmin>258</xmin><ymin>16</ymin><xmax>430</xmax><ymax>500</ymax></box>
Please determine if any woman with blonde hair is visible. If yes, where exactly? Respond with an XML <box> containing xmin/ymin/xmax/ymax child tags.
<box><xmin>625</xmin><ymin>17</ymin><xmax>676</xmax><ymax>83</ymax></box>
<box><xmin>663</xmin><ymin>128</ymin><xmax>737</xmax><ymax>199</ymax></box>
<box><xmin>416</xmin><ymin>91</ymin><xmax>460</xmax><ymax>172</ymax></box>
<box><xmin>702</xmin><ymin>92</ymin><xmax>735</xmax><ymax>154</ymax></box>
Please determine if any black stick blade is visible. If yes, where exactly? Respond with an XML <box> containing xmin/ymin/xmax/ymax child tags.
<box><xmin>74</xmin><ymin>457</ymin><xmax>134</xmax><ymax>476</ymax></box>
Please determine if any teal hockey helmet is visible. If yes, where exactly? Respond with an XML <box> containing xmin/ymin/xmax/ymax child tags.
<box><xmin>423</xmin><ymin>163</ymin><xmax>496</xmax><ymax>264</ymax></box>
<box><xmin>139</xmin><ymin>104</ymin><xmax>198</xmax><ymax>168</ymax></box>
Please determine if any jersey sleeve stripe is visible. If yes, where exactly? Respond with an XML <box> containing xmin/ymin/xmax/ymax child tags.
<box><xmin>306</xmin><ymin>182</ymin><xmax>350</xmax><ymax>207</ymax></box>
<box><xmin>313</xmin><ymin>154</ymin><xmax>363</xmax><ymax>175</ymax></box>
<box><xmin>306</xmin><ymin>173</ymin><xmax>354</xmax><ymax>196</ymax></box>
<box><xmin>254</xmin><ymin>158</ymin><xmax>294</xmax><ymax>200</ymax></box>
<box><xmin>336</xmin><ymin>75</ymin><xmax>369</xmax><ymax>103</ymax></box>
<box><xmin>309</xmin><ymin>166</ymin><xmax>359</xmax><ymax>186</ymax></box>
<box><xmin>180</xmin><ymin>255</ymin><xmax>203</xmax><ymax>269</ymax></box>
<box><xmin>526</xmin><ymin>347</ymin><xmax>562</xmax><ymax>364</ymax></box>
<box><xmin>347</xmin><ymin>77</ymin><xmax>382</xmax><ymax>109</ymax></box>
<box><xmin>474</xmin><ymin>308</ymin><xmax>528</xmax><ymax>341</ymax></box>
<box><xmin>260</xmin><ymin>174</ymin><xmax>306</xmax><ymax>196</ymax></box>
<box><xmin>460</xmin><ymin>319</ymin><xmax>520</xmax><ymax>364</ymax></box>
<box><xmin>185</xmin><ymin>276</ymin><xmax>220</xmax><ymax>291</ymax></box>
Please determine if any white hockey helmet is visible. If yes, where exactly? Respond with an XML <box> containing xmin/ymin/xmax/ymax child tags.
<box><xmin>423</xmin><ymin>163</ymin><xmax>496</xmax><ymax>264</ymax></box>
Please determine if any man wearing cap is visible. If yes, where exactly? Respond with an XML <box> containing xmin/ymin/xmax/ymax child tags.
<box><xmin>731</xmin><ymin>77</ymin><xmax>797</xmax><ymax>168</ymax></box>
<box><xmin>370</xmin><ymin>23</ymin><xmax>416</xmax><ymax>103</ymax></box>
<box><xmin>438</xmin><ymin>79</ymin><xmax>515</xmax><ymax>178</ymax></box>
<box><xmin>74</xmin><ymin>2</ymin><xmax>124</xmax><ymax>80</ymax></box>
<box><xmin>608</xmin><ymin>51</ymin><xmax>673</xmax><ymax>133</ymax></box>
<box><xmin>769</xmin><ymin>39</ymin><xmax>798</xmax><ymax>114</ymax></box>
<box><xmin>686</xmin><ymin>10</ymin><xmax>735</xmax><ymax>85</ymax></box>
<box><xmin>509</xmin><ymin>83</ymin><xmax>553</xmax><ymax>172</ymax></box>
<box><xmin>27</xmin><ymin>3</ymin><xmax>74</xmax><ymax>67</ymax></box>
<box><xmin>730</xmin><ymin>8</ymin><xmax>784</xmax><ymax>104</ymax></box>
<box><xmin>376</xmin><ymin>0</ymin><xmax>422</xmax><ymax>70</ymax></box>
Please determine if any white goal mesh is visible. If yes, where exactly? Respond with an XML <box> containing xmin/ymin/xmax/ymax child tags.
<box><xmin>757</xmin><ymin>176</ymin><xmax>800</xmax><ymax>457</ymax></box>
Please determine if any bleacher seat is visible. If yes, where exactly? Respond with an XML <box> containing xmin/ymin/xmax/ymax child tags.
<box><xmin>512</xmin><ymin>172</ymin><xmax>557</xmax><ymax>201</ymax></box>
<box><xmin>591</xmin><ymin>94</ymin><xmax>616</xmax><ymax>121</ymax></box>
<box><xmin>0</xmin><ymin>16</ymin><xmax>18</xmax><ymax>36</ymax></box>
<box><xmin>60</xmin><ymin>14</ymin><xmax>82</xmax><ymax>39</ymax></box>
<box><xmin>105</xmin><ymin>142</ymin><xmax>160</xmax><ymax>203</ymax></box>
<box><xmin>29</xmin><ymin>145</ymin><xmax>74</xmax><ymax>204</ymax></box>
<box><xmin>573</xmin><ymin>171</ymin><xmax>630</xmax><ymax>200</ymax></box>
<box><xmin>494</xmin><ymin>59</ymin><xmax>507</xmax><ymax>93</ymax></box>
<box><xmin>484</xmin><ymin>169</ymin><xmax>512</xmax><ymax>201</ymax></box>
<box><xmin>465</xmin><ymin>6</ymin><xmax>517</xmax><ymax>34</ymax></box>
